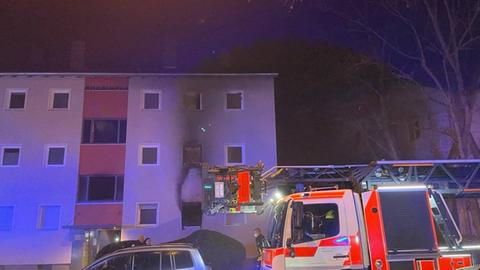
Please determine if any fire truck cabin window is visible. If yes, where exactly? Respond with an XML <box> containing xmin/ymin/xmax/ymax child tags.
<box><xmin>301</xmin><ymin>203</ymin><xmax>339</xmax><ymax>242</ymax></box>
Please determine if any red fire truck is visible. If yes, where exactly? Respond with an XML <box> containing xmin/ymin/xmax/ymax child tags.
<box><xmin>201</xmin><ymin>160</ymin><xmax>480</xmax><ymax>270</ymax></box>
<box><xmin>261</xmin><ymin>186</ymin><xmax>473</xmax><ymax>270</ymax></box>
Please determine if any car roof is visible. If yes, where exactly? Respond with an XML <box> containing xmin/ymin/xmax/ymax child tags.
<box><xmin>82</xmin><ymin>243</ymin><xmax>197</xmax><ymax>270</ymax></box>
<box><xmin>114</xmin><ymin>243</ymin><xmax>195</xmax><ymax>253</ymax></box>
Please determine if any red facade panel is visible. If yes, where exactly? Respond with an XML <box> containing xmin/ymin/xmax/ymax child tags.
<box><xmin>83</xmin><ymin>91</ymin><xmax>128</xmax><ymax>118</ymax></box>
<box><xmin>84</xmin><ymin>76</ymin><xmax>129</xmax><ymax>90</ymax></box>
<box><xmin>74</xmin><ymin>203</ymin><xmax>123</xmax><ymax>226</ymax></box>
<box><xmin>79</xmin><ymin>144</ymin><xmax>126</xmax><ymax>175</ymax></box>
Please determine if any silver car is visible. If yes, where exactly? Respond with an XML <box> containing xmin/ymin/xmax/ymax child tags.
<box><xmin>83</xmin><ymin>243</ymin><xmax>209</xmax><ymax>270</ymax></box>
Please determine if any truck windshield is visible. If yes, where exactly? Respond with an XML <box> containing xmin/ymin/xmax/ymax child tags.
<box><xmin>266</xmin><ymin>201</ymin><xmax>288</xmax><ymax>248</ymax></box>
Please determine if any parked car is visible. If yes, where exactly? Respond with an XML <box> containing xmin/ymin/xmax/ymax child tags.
<box><xmin>82</xmin><ymin>243</ymin><xmax>210</xmax><ymax>270</ymax></box>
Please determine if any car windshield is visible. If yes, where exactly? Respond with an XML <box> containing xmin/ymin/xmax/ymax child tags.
<box><xmin>266</xmin><ymin>200</ymin><xmax>288</xmax><ymax>248</ymax></box>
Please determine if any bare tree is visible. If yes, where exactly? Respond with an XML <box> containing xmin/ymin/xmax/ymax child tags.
<box><xmin>288</xmin><ymin>0</ymin><xmax>480</xmax><ymax>158</ymax></box>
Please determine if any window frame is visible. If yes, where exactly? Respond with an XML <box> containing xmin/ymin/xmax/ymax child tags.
<box><xmin>82</xmin><ymin>119</ymin><xmax>127</xmax><ymax>144</ymax></box>
<box><xmin>0</xmin><ymin>205</ymin><xmax>15</xmax><ymax>231</ymax></box>
<box><xmin>37</xmin><ymin>205</ymin><xmax>62</xmax><ymax>231</ymax></box>
<box><xmin>77</xmin><ymin>175</ymin><xmax>124</xmax><ymax>203</ymax></box>
<box><xmin>45</xmin><ymin>144</ymin><xmax>67</xmax><ymax>167</ymax></box>
<box><xmin>48</xmin><ymin>88</ymin><xmax>71</xmax><ymax>110</ymax></box>
<box><xmin>183</xmin><ymin>92</ymin><xmax>203</xmax><ymax>111</ymax></box>
<box><xmin>225</xmin><ymin>143</ymin><xmax>245</xmax><ymax>165</ymax></box>
<box><xmin>141</xmin><ymin>89</ymin><xmax>162</xmax><ymax>110</ymax></box>
<box><xmin>5</xmin><ymin>88</ymin><xmax>27</xmax><ymax>110</ymax></box>
<box><xmin>136</xmin><ymin>202</ymin><xmax>159</xmax><ymax>227</ymax></box>
<box><xmin>1</xmin><ymin>145</ymin><xmax>21</xmax><ymax>167</ymax></box>
<box><xmin>138</xmin><ymin>144</ymin><xmax>160</xmax><ymax>166</ymax></box>
<box><xmin>225</xmin><ymin>90</ymin><xmax>244</xmax><ymax>111</ymax></box>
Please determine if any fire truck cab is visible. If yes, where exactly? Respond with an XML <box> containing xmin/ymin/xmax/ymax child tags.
<box><xmin>262</xmin><ymin>186</ymin><xmax>473</xmax><ymax>270</ymax></box>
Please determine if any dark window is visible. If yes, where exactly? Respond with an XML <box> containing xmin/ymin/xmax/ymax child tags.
<box><xmin>37</xmin><ymin>265</ymin><xmax>53</xmax><ymax>270</ymax></box>
<box><xmin>89</xmin><ymin>254</ymin><xmax>132</xmax><ymax>270</ymax></box>
<box><xmin>300</xmin><ymin>203</ymin><xmax>339</xmax><ymax>243</ymax></box>
<box><xmin>227</xmin><ymin>146</ymin><xmax>243</xmax><ymax>164</ymax></box>
<box><xmin>173</xmin><ymin>251</ymin><xmax>193</xmax><ymax>269</ymax></box>
<box><xmin>144</xmin><ymin>92</ymin><xmax>160</xmax><ymax>109</ymax></box>
<box><xmin>142</xmin><ymin>147</ymin><xmax>158</xmax><ymax>165</ymax></box>
<box><xmin>133</xmin><ymin>252</ymin><xmax>160</xmax><ymax>270</ymax></box>
<box><xmin>94</xmin><ymin>120</ymin><xmax>118</xmax><ymax>143</ymax></box>
<box><xmin>182</xmin><ymin>202</ymin><xmax>202</xmax><ymax>227</ymax></box>
<box><xmin>226</xmin><ymin>92</ymin><xmax>242</xmax><ymax>109</ymax></box>
<box><xmin>183</xmin><ymin>93</ymin><xmax>202</xmax><ymax>111</ymax></box>
<box><xmin>2</xmin><ymin>148</ymin><xmax>20</xmax><ymax>166</ymax></box>
<box><xmin>9</xmin><ymin>92</ymin><xmax>26</xmax><ymax>109</ymax></box>
<box><xmin>82</xmin><ymin>120</ymin><xmax>126</xmax><ymax>144</ymax></box>
<box><xmin>267</xmin><ymin>201</ymin><xmax>287</xmax><ymax>248</ymax></box>
<box><xmin>0</xmin><ymin>206</ymin><xmax>14</xmax><ymax>231</ymax></box>
<box><xmin>52</xmin><ymin>93</ymin><xmax>69</xmax><ymax>109</ymax></box>
<box><xmin>139</xmin><ymin>204</ymin><xmax>157</xmax><ymax>225</ymax></box>
<box><xmin>77</xmin><ymin>176</ymin><xmax>124</xmax><ymax>202</ymax></box>
<box><xmin>161</xmin><ymin>252</ymin><xmax>172</xmax><ymax>270</ymax></box>
<box><xmin>47</xmin><ymin>147</ymin><xmax>65</xmax><ymax>165</ymax></box>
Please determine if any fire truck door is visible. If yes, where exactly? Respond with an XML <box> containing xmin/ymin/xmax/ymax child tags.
<box><xmin>285</xmin><ymin>198</ymin><xmax>351</xmax><ymax>270</ymax></box>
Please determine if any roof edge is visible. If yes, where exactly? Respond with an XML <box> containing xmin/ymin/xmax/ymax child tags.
<box><xmin>0</xmin><ymin>72</ymin><xmax>278</xmax><ymax>77</ymax></box>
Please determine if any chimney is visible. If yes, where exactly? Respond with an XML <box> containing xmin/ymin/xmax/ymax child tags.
<box><xmin>70</xmin><ymin>41</ymin><xmax>86</xmax><ymax>71</ymax></box>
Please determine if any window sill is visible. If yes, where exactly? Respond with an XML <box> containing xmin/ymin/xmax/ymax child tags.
<box><xmin>4</xmin><ymin>108</ymin><xmax>26</xmax><ymax>111</ymax></box>
<box><xmin>48</xmin><ymin>108</ymin><xmax>70</xmax><ymax>111</ymax></box>
<box><xmin>76</xmin><ymin>201</ymin><xmax>123</xmax><ymax>205</ymax></box>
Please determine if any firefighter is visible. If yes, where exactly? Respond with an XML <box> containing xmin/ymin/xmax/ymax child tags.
<box><xmin>254</xmin><ymin>228</ymin><xmax>269</xmax><ymax>268</ymax></box>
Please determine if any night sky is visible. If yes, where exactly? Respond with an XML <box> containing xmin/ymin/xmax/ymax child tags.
<box><xmin>0</xmin><ymin>0</ymin><xmax>356</xmax><ymax>72</ymax></box>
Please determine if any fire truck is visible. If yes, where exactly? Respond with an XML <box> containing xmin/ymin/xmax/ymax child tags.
<box><xmin>202</xmin><ymin>160</ymin><xmax>480</xmax><ymax>270</ymax></box>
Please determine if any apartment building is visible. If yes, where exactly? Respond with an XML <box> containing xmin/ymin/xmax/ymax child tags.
<box><xmin>0</xmin><ymin>73</ymin><xmax>277</xmax><ymax>270</ymax></box>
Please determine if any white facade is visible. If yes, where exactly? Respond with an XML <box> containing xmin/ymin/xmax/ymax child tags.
<box><xmin>122</xmin><ymin>75</ymin><xmax>277</xmax><ymax>257</ymax></box>
<box><xmin>0</xmin><ymin>76</ymin><xmax>84</xmax><ymax>267</ymax></box>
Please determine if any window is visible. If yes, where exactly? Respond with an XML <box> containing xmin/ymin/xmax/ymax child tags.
<box><xmin>183</xmin><ymin>93</ymin><xmax>202</xmax><ymax>111</ymax></box>
<box><xmin>89</xmin><ymin>254</ymin><xmax>132</xmax><ymax>270</ymax></box>
<box><xmin>299</xmin><ymin>203</ymin><xmax>340</xmax><ymax>243</ymax></box>
<box><xmin>77</xmin><ymin>176</ymin><xmax>124</xmax><ymax>202</ymax></box>
<box><xmin>267</xmin><ymin>201</ymin><xmax>287</xmax><ymax>248</ymax></box>
<box><xmin>226</xmin><ymin>92</ymin><xmax>243</xmax><ymax>110</ymax></box>
<box><xmin>140</xmin><ymin>145</ymin><xmax>159</xmax><ymax>165</ymax></box>
<box><xmin>225</xmin><ymin>213</ymin><xmax>246</xmax><ymax>226</ymax></box>
<box><xmin>49</xmin><ymin>89</ymin><xmax>70</xmax><ymax>110</ymax></box>
<box><xmin>172</xmin><ymin>250</ymin><xmax>194</xmax><ymax>269</ymax></box>
<box><xmin>6</xmin><ymin>89</ymin><xmax>27</xmax><ymax>109</ymax></box>
<box><xmin>82</xmin><ymin>120</ymin><xmax>127</xmax><ymax>144</ymax></box>
<box><xmin>1</xmin><ymin>147</ymin><xmax>20</xmax><ymax>166</ymax></box>
<box><xmin>161</xmin><ymin>252</ymin><xmax>173</xmax><ymax>270</ymax></box>
<box><xmin>183</xmin><ymin>144</ymin><xmax>202</xmax><ymax>165</ymax></box>
<box><xmin>137</xmin><ymin>203</ymin><xmax>158</xmax><ymax>226</ymax></box>
<box><xmin>133</xmin><ymin>252</ymin><xmax>160</xmax><ymax>270</ymax></box>
<box><xmin>46</xmin><ymin>145</ymin><xmax>66</xmax><ymax>166</ymax></box>
<box><xmin>142</xmin><ymin>90</ymin><xmax>161</xmax><ymax>110</ymax></box>
<box><xmin>226</xmin><ymin>144</ymin><xmax>244</xmax><ymax>165</ymax></box>
<box><xmin>0</xmin><ymin>206</ymin><xmax>14</xmax><ymax>231</ymax></box>
<box><xmin>37</xmin><ymin>205</ymin><xmax>61</xmax><ymax>230</ymax></box>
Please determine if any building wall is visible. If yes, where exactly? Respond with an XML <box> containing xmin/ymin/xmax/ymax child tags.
<box><xmin>0</xmin><ymin>76</ymin><xmax>84</xmax><ymax>265</ymax></box>
<box><xmin>121</xmin><ymin>75</ymin><xmax>277</xmax><ymax>257</ymax></box>
<box><xmin>0</xmin><ymin>73</ymin><xmax>277</xmax><ymax>266</ymax></box>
